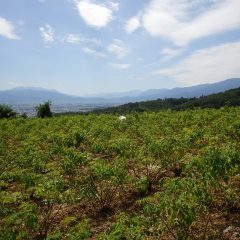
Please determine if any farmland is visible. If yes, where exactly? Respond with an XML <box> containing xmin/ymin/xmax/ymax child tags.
<box><xmin>1</xmin><ymin>108</ymin><xmax>240</xmax><ymax>239</ymax></box>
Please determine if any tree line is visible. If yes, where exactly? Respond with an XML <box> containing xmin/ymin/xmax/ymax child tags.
<box><xmin>93</xmin><ymin>87</ymin><xmax>240</xmax><ymax>114</ymax></box>
<box><xmin>0</xmin><ymin>101</ymin><xmax>52</xmax><ymax>119</ymax></box>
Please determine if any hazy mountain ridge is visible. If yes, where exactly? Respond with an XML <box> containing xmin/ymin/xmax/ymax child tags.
<box><xmin>0</xmin><ymin>87</ymin><xmax>104</xmax><ymax>104</ymax></box>
<box><xmin>133</xmin><ymin>78</ymin><xmax>240</xmax><ymax>100</ymax></box>
<box><xmin>0</xmin><ymin>78</ymin><xmax>240</xmax><ymax>105</ymax></box>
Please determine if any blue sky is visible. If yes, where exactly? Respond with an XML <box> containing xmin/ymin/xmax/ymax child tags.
<box><xmin>0</xmin><ymin>0</ymin><xmax>240</xmax><ymax>95</ymax></box>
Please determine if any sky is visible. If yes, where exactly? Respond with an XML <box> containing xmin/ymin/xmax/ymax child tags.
<box><xmin>0</xmin><ymin>0</ymin><xmax>240</xmax><ymax>95</ymax></box>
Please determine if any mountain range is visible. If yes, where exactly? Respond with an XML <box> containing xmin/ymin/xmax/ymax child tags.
<box><xmin>0</xmin><ymin>78</ymin><xmax>240</xmax><ymax>105</ymax></box>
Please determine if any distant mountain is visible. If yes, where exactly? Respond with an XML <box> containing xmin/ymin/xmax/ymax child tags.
<box><xmin>93</xmin><ymin>78</ymin><xmax>240</xmax><ymax>101</ymax></box>
<box><xmin>0</xmin><ymin>87</ymin><xmax>104</xmax><ymax>104</ymax></box>
<box><xmin>84</xmin><ymin>78</ymin><xmax>240</xmax><ymax>103</ymax></box>
<box><xmin>0</xmin><ymin>78</ymin><xmax>240</xmax><ymax>105</ymax></box>
<box><xmin>136</xmin><ymin>78</ymin><xmax>240</xmax><ymax>100</ymax></box>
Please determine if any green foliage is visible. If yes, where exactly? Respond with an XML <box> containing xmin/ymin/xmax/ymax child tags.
<box><xmin>36</xmin><ymin>101</ymin><xmax>52</xmax><ymax>118</ymax></box>
<box><xmin>0</xmin><ymin>104</ymin><xmax>17</xmax><ymax>119</ymax></box>
<box><xmin>21</xmin><ymin>113</ymin><xmax>28</xmax><ymax>119</ymax></box>
<box><xmin>81</xmin><ymin>159</ymin><xmax>127</xmax><ymax>210</ymax></box>
<box><xmin>0</xmin><ymin>201</ymin><xmax>39</xmax><ymax>240</ymax></box>
<box><xmin>0</xmin><ymin>107</ymin><xmax>240</xmax><ymax>239</ymax></box>
<box><xmin>99</xmin><ymin>213</ymin><xmax>146</xmax><ymax>240</ymax></box>
<box><xmin>65</xmin><ymin>219</ymin><xmax>92</xmax><ymax>240</ymax></box>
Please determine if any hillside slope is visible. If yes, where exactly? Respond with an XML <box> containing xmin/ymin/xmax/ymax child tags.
<box><xmin>1</xmin><ymin>109</ymin><xmax>240</xmax><ymax>239</ymax></box>
<box><xmin>94</xmin><ymin>87</ymin><xmax>240</xmax><ymax>114</ymax></box>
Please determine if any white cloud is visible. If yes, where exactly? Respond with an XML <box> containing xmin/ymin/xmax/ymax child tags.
<box><xmin>64</xmin><ymin>34</ymin><xmax>82</xmax><ymax>44</ymax></box>
<box><xmin>75</xmin><ymin>0</ymin><xmax>117</xmax><ymax>28</ymax></box>
<box><xmin>107</xmin><ymin>39</ymin><xmax>130</xmax><ymax>59</ymax></box>
<box><xmin>134</xmin><ymin>0</ymin><xmax>240</xmax><ymax>46</ymax></box>
<box><xmin>63</xmin><ymin>34</ymin><xmax>101</xmax><ymax>46</ymax></box>
<box><xmin>82</xmin><ymin>47</ymin><xmax>106</xmax><ymax>58</ymax></box>
<box><xmin>61</xmin><ymin>33</ymin><xmax>102</xmax><ymax>46</ymax></box>
<box><xmin>125</xmin><ymin>16</ymin><xmax>141</xmax><ymax>34</ymax></box>
<box><xmin>106</xmin><ymin>1</ymin><xmax>119</xmax><ymax>11</ymax></box>
<box><xmin>9</xmin><ymin>81</ymin><xmax>22</xmax><ymax>87</ymax></box>
<box><xmin>109</xmin><ymin>63</ymin><xmax>131</xmax><ymax>69</ymax></box>
<box><xmin>152</xmin><ymin>41</ymin><xmax>240</xmax><ymax>85</ymax></box>
<box><xmin>0</xmin><ymin>17</ymin><xmax>19</xmax><ymax>40</ymax></box>
<box><xmin>39</xmin><ymin>29</ymin><xmax>102</xmax><ymax>48</ymax></box>
<box><xmin>160</xmin><ymin>47</ymin><xmax>184</xmax><ymax>62</ymax></box>
<box><xmin>40</xmin><ymin>24</ymin><xmax>54</xmax><ymax>44</ymax></box>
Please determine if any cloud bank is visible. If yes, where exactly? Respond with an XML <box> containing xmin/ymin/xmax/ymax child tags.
<box><xmin>127</xmin><ymin>0</ymin><xmax>240</xmax><ymax>46</ymax></box>
<box><xmin>152</xmin><ymin>41</ymin><xmax>240</xmax><ymax>85</ymax></box>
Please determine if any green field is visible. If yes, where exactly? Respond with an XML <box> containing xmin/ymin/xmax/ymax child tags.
<box><xmin>1</xmin><ymin>108</ymin><xmax>240</xmax><ymax>239</ymax></box>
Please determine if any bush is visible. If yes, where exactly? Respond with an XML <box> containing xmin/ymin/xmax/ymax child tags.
<box><xmin>0</xmin><ymin>104</ymin><xmax>17</xmax><ymax>119</ymax></box>
<box><xmin>21</xmin><ymin>113</ymin><xmax>28</xmax><ymax>119</ymax></box>
<box><xmin>35</xmin><ymin>101</ymin><xmax>52</xmax><ymax>118</ymax></box>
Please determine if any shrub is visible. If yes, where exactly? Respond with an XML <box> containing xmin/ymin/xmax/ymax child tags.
<box><xmin>0</xmin><ymin>104</ymin><xmax>17</xmax><ymax>119</ymax></box>
<box><xmin>35</xmin><ymin>101</ymin><xmax>52</xmax><ymax>118</ymax></box>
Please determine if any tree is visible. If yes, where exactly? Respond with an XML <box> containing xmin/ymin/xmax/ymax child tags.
<box><xmin>0</xmin><ymin>104</ymin><xmax>17</xmax><ymax>119</ymax></box>
<box><xmin>35</xmin><ymin>101</ymin><xmax>52</xmax><ymax>118</ymax></box>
